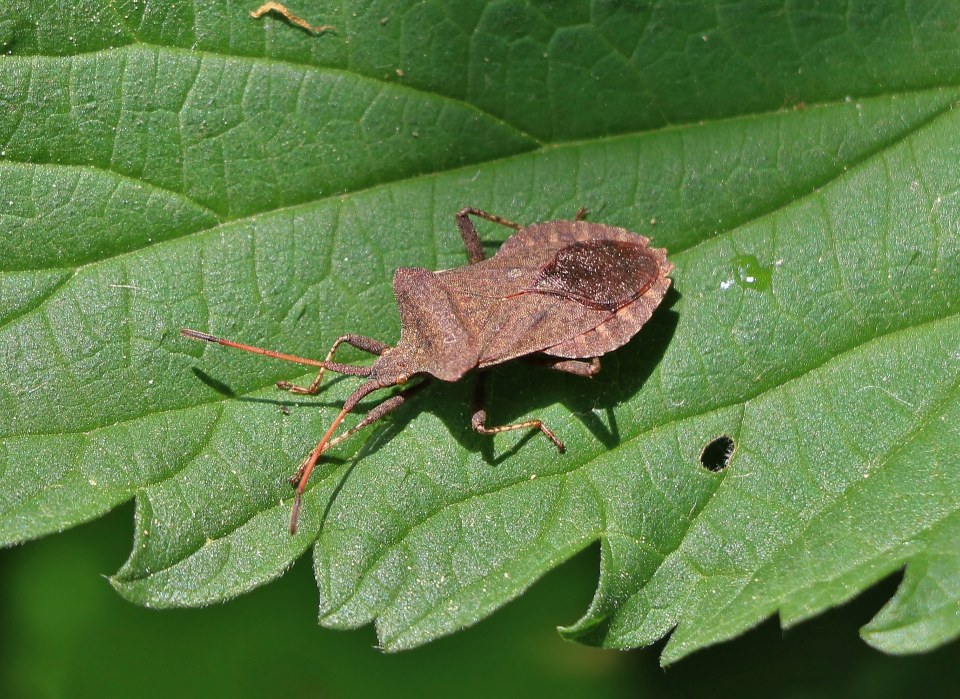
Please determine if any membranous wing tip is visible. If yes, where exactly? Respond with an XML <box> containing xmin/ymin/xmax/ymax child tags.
<box><xmin>533</xmin><ymin>239</ymin><xmax>661</xmax><ymax>311</ymax></box>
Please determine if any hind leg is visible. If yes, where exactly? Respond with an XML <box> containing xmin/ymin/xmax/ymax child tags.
<box><xmin>455</xmin><ymin>208</ymin><xmax>522</xmax><ymax>264</ymax></box>
<box><xmin>470</xmin><ymin>373</ymin><xmax>565</xmax><ymax>452</ymax></box>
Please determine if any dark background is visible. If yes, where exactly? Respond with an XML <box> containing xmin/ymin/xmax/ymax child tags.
<box><xmin>3</xmin><ymin>504</ymin><xmax>958</xmax><ymax>698</ymax></box>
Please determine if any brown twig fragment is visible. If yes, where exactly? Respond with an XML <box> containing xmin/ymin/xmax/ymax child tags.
<box><xmin>250</xmin><ymin>2</ymin><xmax>334</xmax><ymax>34</ymax></box>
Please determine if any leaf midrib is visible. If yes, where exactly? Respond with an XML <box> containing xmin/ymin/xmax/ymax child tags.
<box><xmin>5</xmin><ymin>44</ymin><xmax>542</xmax><ymax>144</ymax></box>
<box><xmin>4</xmin><ymin>48</ymin><xmax>954</xmax><ymax>276</ymax></box>
<box><xmin>1</xmin><ymin>84</ymin><xmax>951</xmax><ymax>328</ymax></box>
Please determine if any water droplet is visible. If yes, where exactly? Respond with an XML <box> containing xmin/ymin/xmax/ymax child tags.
<box><xmin>731</xmin><ymin>255</ymin><xmax>772</xmax><ymax>291</ymax></box>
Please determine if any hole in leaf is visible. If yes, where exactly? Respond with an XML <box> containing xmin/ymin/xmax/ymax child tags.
<box><xmin>700</xmin><ymin>435</ymin><xmax>735</xmax><ymax>472</ymax></box>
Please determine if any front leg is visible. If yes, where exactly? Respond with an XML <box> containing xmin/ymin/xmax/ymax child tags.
<box><xmin>277</xmin><ymin>334</ymin><xmax>389</xmax><ymax>395</ymax></box>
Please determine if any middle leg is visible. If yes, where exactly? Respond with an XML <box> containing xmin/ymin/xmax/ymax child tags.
<box><xmin>287</xmin><ymin>378</ymin><xmax>430</xmax><ymax>533</ymax></box>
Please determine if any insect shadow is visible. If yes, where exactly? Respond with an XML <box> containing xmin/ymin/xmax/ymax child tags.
<box><xmin>191</xmin><ymin>367</ymin><xmax>309</xmax><ymax>412</ymax></box>
<box><xmin>342</xmin><ymin>286</ymin><xmax>680</xmax><ymax>465</ymax></box>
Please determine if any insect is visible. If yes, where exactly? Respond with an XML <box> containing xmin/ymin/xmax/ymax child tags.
<box><xmin>181</xmin><ymin>208</ymin><xmax>673</xmax><ymax>533</ymax></box>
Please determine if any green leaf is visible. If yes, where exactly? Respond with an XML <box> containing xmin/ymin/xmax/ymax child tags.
<box><xmin>2</xmin><ymin>0</ymin><xmax>959</xmax><ymax>661</ymax></box>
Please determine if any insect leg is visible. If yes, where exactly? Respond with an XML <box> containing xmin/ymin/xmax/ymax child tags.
<box><xmin>532</xmin><ymin>356</ymin><xmax>601</xmax><ymax>377</ymax></box>
<box><xmin>574</xmin><ymin>207</ymin><xmax>588</xmax><ymax>221</ymax></box>
<box><xmin>470</xmin><ymin>372</ymin><xmax>566</xmax><ymax>452</ymax></box>
<box><xmin>288</xmin><ymin>378</ymin><xmax>430</xmax><ymax>491</ymax></box>
<box><xmin>277</xmin><ymin>334</ymin><xmax>390</xmax><ymax>395</ymax></box>
<box><xmin>288</xmin><ymin>378</ymin><xmax>393</xmax><ymax>533</ymax></box>
<box><xmin>456</xmin><ymin>207</ymin><xmax>523</xmax><ymax>264</ymax></box>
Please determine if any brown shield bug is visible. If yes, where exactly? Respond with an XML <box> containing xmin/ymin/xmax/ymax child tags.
<box><xmin>182</xmin><ymin>208</ymin><xmax>672</xmax><ymax>533</ymax></box>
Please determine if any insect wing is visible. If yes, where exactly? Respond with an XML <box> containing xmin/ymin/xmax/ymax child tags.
<box><xmin>481</xmin><ymin>220</ymin><xmax>671</xmax><ymax>361</ymax></box>
<box><xmin>539</xmin><ymin>236</ymin><xmax>672</xmax><ymax>358</ymax></box>
<box><xmin>533</xmin><ymin>239</ymin><xmax>661</xmax><ymax>311</ymax></box>
<box><xmin>438</xmin><ymin>219</ymin><xmax>672</xmax><ymax>365</ymax></box>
